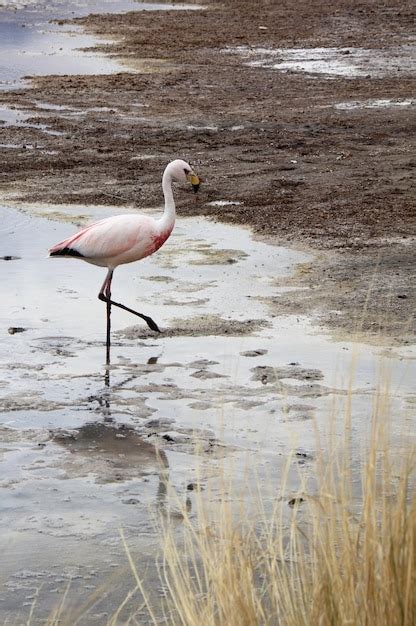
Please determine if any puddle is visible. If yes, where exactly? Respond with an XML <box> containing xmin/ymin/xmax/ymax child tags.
<box><xmin>227</xmin><ymin>45</ymin><xmax>416</xmax><ymax>78</ymax></box>
<box><xmin>333</xmin><ymin>98</ymin><xmax>415</xmax><ymax>110</ymax></box>
<box><xmin>208</xmin><ymin>200</ymin><xmax>243</xmax><ymax>207</ymax></box>
<box><xmin>0</xmin><ymin>0</ymin><xmax>202</xmax><ymax>90</ymax></box>
<box><xmin>186</xmin><ymin>124</ymin><xmax>219</xmax><ymax>131</ymax></box>
<box><xmin>0</xmin><ymin>104</ymin><xmax>65</xmax><ymax>135</ymax></box>
<box><xmin>0</xmin><ymin>202</ymin><xmax>415</xmax><ymax>619</ymax></box>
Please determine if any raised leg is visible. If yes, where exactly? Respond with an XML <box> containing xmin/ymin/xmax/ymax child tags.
<box><xmin>98</xmin><ymin>269</ymin><xmax>160</xmax><ymax>334</ymax></box>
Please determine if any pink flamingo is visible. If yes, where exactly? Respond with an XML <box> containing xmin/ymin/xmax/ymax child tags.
<box><xmin>49</xmin><ymin>159</ymin><xmax>200</xmax><ymax>363</ymax></box>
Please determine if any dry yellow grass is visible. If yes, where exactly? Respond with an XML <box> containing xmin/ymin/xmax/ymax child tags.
<box><xmin>128</xmin><ymin>395</ymin><xmax>416</xmax><ymax>626</ymax></box>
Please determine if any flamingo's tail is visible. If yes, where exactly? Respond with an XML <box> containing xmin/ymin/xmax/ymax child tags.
<box><xmin>49</xmin><ymin>226</ymin><xmax>94</xmax><ymax>257</ymax></box>
<box><xmin>49</xmin><ymin>241</ymin><xmax>84</xmax><ymax>258</ymax></box>
<box><xmin>49</xmin><ymin>247</ymin><xmax>84</xmax><ymax>258</ymax></box>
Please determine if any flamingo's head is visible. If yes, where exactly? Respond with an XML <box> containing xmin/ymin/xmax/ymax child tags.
<box><xmin>168</xmin><ymin>159</ymin><xmax>200</xmax><ymax>193</ymax></box>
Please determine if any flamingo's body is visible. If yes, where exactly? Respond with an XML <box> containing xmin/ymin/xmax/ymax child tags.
<box><xmin>49</xmin><ymin>213</ymin><xmax>174</xmax><ymax>269</ymax></box>
<box><xmin>49</xmin><ymin>159</ymin><xmax>200</xmax><ymax>362</ymax></box>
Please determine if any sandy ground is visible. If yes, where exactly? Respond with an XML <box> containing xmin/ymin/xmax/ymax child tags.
<box><xmin>0</xmin><ymin>0</ymin><xmax>415</xmax><ymax>344</ymax></box>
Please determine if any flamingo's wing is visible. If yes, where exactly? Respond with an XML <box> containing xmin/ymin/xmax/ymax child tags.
<box><xmin>49</xmin><ymin>215</ymin><xmax>152</xmax><ymax>261</ymax></box>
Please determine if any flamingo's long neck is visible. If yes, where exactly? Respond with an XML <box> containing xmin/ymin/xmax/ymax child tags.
<box><xmin>159</xmin><ymin>166</ymin><xmax>176</xmax><ymax>233</ymax></box>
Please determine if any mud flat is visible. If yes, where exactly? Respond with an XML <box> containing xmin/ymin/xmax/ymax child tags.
<box><xmin>0</xmin><ymin>0</ymin><xmax>415</xmax><ymax>621</ymax></box>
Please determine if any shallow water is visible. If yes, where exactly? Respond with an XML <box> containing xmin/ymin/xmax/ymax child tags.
<box><xmin>0</xmin><ymin>201</ymin><xmax>415</xmax><ymax>620</ymax></box>
<box><xmin>0</xmin><ymin>0</ymin><xmax>202</xmax><ymax>89</ymax></box>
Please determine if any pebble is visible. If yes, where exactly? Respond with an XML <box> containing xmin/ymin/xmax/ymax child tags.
<box><xmin>8</xmin><ymin>327</ymin><xmax>26</xmax><ymax>335</ymax></box>
<box><xmin>187</xmin><ymin>482</ymin><xmax>204</xmax><ymax>491</ymax></box>
<box><xmin>288</xmin><ymin>497</ymin><xmax>305</xmax><ymax>507</ymax></box>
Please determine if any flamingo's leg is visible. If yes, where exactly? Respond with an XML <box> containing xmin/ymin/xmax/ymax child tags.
<box><xmin>99</xmin><ymin>269</ymin><xmax>113</xmax><ymax>365</ymax></box>
<box><xmin>106</xmin><ymin>273</ymin><xmax>112</xmax><ymax>366</ymax></box>
<box><xmin>98</xmin><ymin>269</ymin><xmax>160</xmax><ymax>333</ymax></box>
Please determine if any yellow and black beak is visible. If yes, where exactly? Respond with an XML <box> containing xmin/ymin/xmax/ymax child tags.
<box><xmin>187</xmin><ymin>172</ymin><xmax>200</xmax><ymax>193</ymax></box>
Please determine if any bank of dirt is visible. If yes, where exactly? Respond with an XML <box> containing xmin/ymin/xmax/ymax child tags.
<box><xmin>0</xmin><ymin>0</ymin><xmax>414</xmax><ymax>343</ymax></box>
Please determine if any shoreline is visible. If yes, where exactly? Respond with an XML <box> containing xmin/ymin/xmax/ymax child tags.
<box><xmin>0</xmin><ymin>0</ymin><xmax>415</xmax><ymax>346</ymax></box>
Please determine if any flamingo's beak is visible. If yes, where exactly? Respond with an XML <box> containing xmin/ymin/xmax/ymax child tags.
<box><xmin>187</xmin><ymin>173</ymin><xmax>200</xmax><ymax>193</ymax></box>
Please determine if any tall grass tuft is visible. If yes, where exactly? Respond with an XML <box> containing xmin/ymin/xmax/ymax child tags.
<box><xmin>133</xmin><ymin>400</ymin><xmax>415</xmax><ymax>626</ymax></box>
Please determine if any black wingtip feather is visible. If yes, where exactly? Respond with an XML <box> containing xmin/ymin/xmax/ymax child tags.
<box><xmin>50</xmin><ymin>247</ymin><xmax>84</xmax><ymax>258</ymax></box>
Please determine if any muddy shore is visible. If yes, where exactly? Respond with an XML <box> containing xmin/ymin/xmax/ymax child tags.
<box><xmin>0</xmin><ymin>0</ymin><xmax>415</xmax><ymax>343</ymax></box>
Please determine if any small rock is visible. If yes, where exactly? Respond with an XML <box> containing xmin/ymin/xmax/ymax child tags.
<box><xmin>295</xmin><ymin>451</ymin><xmax>312</xmax><ymax>465</ymax></box>
<box><xmin>122</xmin><ymin>498</ymin><xmax>140</xmax><ymax>505</ymax></box>
<box><xmin>288</xmin><ymin>497</ymin><xmax>305</xmax><ymax>507</ymax></box>
<box><xmin>187</xmin><ymin>482</ymin><xmax>204</xmax><ymax>491</ymax></box>
<box><xmin>397</xmin><ymin>294</ymin><xmax>407</xmax><ymax>299</ymax></box>
<box><xmin>8</xmin><ymin>327</ymin><xmax>26</xmax><ymax>335</ymax></box>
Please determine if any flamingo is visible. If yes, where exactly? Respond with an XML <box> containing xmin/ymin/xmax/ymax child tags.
<box><xmin>49</xmin><ymin>159</ymin><xmax>200</xmax><ymax>363</ymax></box>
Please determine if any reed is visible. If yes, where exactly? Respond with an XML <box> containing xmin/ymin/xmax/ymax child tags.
<box><xmin>129</xmin><ymin>390</ymin><xmax>416</xmax><ymax>626</ymax></box>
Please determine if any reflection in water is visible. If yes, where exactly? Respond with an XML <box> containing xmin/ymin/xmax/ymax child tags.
<box><xmin>104</xmin><ymin>364</ymin><xmax>112</xmax><ymax>420</ymax></box>
<box><xmin>52</xmin><ymin>421</ymin><xmax>168</xmax><ymax>482</ymax></box>
<box><xmin>52</xmin><ymin>420</ymin><xmax>170</xmax><ymax>510</ymax></box>
<box><xmin>101</xmin><ymin>354</ymin><xmax>160</xmax><ymax>420</ymax></box>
